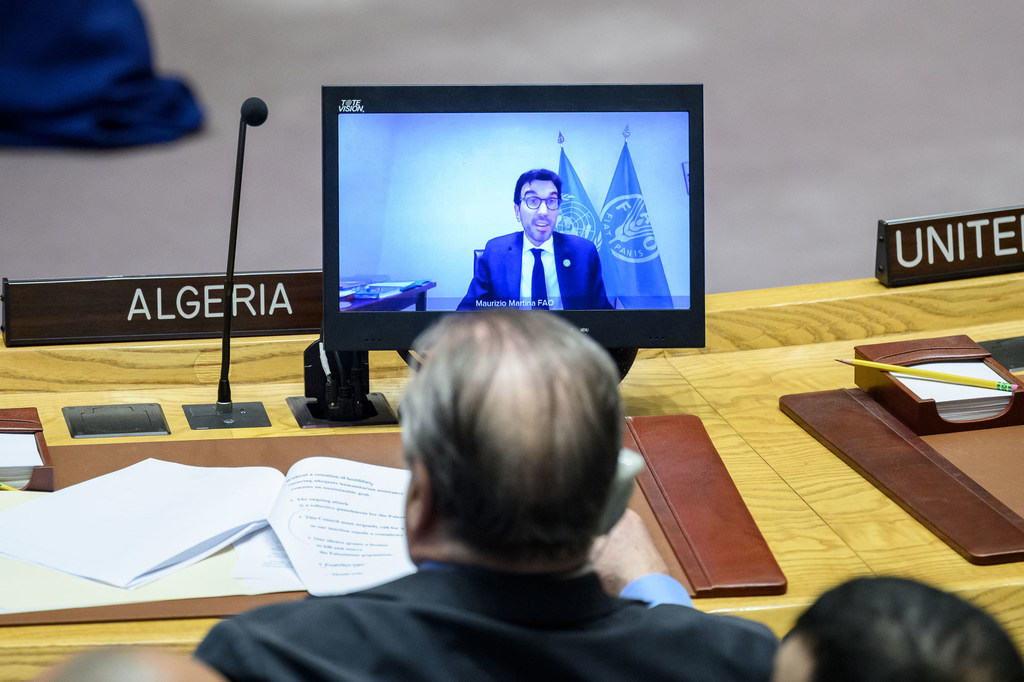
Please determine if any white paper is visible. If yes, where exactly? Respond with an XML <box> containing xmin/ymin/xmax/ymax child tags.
<box><xmin>0</xmin><ymin>432</ymin><xmax>42</xmax><ymax>466</ymax></box>
<box><xmin>893</xmin><ymin>362</ymin><xmax>1011</xmax><ymax>401</ymax></box>
<box><xmin>269</xmin><ymin>457</ymin><xmax>414</xmax><ymax>596</ymax></box>
<box><xmin>231</xmin><ymin>525</ymin><xmax>304</xmax><ymax>592</ymax></box>
<box><xmin>893</xmin><ymin>361</ymin><xmax>1013</xmax><ymax>421</ymax></box>
<box><xmin>0</xmin><ymin>492</ymin><xmax>285</xmax><ymax>616</ymax></box>
<box><xmin>0</xmin><ymin>459</ymin><xmax>283</xmax><ymax>588</ymax></box>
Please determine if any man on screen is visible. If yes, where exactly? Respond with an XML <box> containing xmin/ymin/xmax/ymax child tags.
<box><xmin>457</xmin><ymin>169</ymin><xmax>612</xmax><ymax>311</ymax></box>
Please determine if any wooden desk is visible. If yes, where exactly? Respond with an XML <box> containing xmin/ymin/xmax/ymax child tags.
<box><xmin>4</xmin><ymin>272</ymin><xmax>1024</xmax><ymax>679</ymax></box>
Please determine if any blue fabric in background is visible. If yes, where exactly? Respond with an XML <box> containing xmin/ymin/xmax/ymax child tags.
<box><xmin>0</xmin><ymin>0</ymin><xmax>203</xmax><ymax>147</ymax></box>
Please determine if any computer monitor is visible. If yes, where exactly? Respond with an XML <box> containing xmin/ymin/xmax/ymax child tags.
<box><xmin>303</xmin><ymin>84</ymin><xmax>704</xmax><ymax>424</ymax></box>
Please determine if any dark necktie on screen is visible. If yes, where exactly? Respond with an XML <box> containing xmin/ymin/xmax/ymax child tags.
<box><xmin>531</xmin><ymin>248</ymin><xmax>549</xmax><ymax>310</ymax></box>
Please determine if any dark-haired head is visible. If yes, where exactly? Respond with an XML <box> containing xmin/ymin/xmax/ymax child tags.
<box><xmin>773</xmin><ymin>576</ymin><xmax>1024</xmax><ymax>682</ymax></box>
<box><xmin>514</xmin><ymin>169</ymin><xmax>561</xmax><ymax>205</ymax></box>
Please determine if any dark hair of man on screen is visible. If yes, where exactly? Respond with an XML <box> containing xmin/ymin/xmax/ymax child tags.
<box><xmin>514</xmin><ymin>169</ymin><xmax>561</xmax><ymax>204</ymax></box>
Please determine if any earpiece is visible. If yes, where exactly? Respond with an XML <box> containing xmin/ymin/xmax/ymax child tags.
<box><xmin>597</xmin><ymin>449</ymin><xmax>645</xmax><ymax>534</ymax></box>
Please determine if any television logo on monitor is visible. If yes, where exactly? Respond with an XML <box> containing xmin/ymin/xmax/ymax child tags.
<box><xmin>338</xmin><ymin>100</ymin><xmax>365</xmax><ymax>113</ymax></box>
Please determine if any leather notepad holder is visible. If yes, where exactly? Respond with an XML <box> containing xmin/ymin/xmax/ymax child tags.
<box><xmin>0</xmin><ymin>406</ymin><xmax>54</xmax><ymax>491</ymax></box>
<box><xmin>781</xmin><ymin>334</ymin><xmax>1024</xmax><ymax>565</ymax></box>
<box><xmin>853</xmin><ymin>334</ymin><xmax>1024</xmax><ymax>435</ymax></box>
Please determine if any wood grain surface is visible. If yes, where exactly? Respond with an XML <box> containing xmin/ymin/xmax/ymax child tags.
<box><xmin>4</xmin><ymin>272</ymin><xmax>1024</xmax><ymax>679</ymax></box>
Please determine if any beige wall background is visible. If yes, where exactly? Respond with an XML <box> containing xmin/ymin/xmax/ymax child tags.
<box><xmin>3</xmin><ymin>0</ymin><xmax>1024</xmax><ymax>294</ymax></box>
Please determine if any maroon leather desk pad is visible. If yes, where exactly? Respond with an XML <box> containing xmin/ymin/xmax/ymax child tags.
<box><xmin>625</xmin><ymin>415</ymin><xmax>786</xmax><ymax>597</ymax></box>
<box><xmin>0</xmin><ymin>416</ymin><xmax>784</xmax><ymax>626</ymax></box>
<box><xmin>780</xmin><ymin>389</ymin><xmax>1024</xmax><ymax>564</ymax></box>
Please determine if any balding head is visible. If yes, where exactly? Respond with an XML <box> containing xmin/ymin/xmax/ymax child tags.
<box><xmin>400</xmin><ymin>310</ymin><xmax>622</xmax><ymax>569</ymax></box>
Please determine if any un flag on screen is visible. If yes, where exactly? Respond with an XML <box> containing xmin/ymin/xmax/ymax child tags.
<box><xmin>556</xmin><ymin>147</ymin><xmax>622</xmax><ymax>298</ymax></box>
<box><xmin>600</xmin><ymin>139</ymin><xmax>673</xmax><ymax>309</ymax></box>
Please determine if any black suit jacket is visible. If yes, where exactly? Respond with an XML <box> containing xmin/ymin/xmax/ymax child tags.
<box><xmin>196</xmin><ymin>567</ymin><xmax>777</xmax><ymax>682</ymax></box>
<box><xmin>457</xmin><ymin>231</ymin><xmax>612</xmax><ymax>310</ymax></box>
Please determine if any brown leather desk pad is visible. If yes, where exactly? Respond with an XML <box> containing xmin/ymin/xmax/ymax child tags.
<box><xmin>625</xmin><ymin>415</ymin><xmax>786</xmax><ymax>598</ymax></box>
<box><xmin>0</xmin><ymin>415</ymin><xmax>785</xmax><ymax>626</ymax></box>
<box><xmin>780</xmin><ymin>389</ymin><xmax>1024</xmax><ymax>564</ymax></box>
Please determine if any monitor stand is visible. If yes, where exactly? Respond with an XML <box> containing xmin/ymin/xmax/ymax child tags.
<box><xmin>287</xmin><ymin>340</ymin><xmax>398</xmax><ymax>428</ymax></box>
<box><xmin>398</xmin><ymin>346</ymin><xmax>638</xmax><ymax>382</ymax></box>
<box><xmin>607</xmin><ymin>347</ymin><xmax>639</xmax><ymax>381</ymax></box>
<box><xmin>289</xmin><ymin>341</ymin><xmax>638</xmax><ymax>428</ymax></box>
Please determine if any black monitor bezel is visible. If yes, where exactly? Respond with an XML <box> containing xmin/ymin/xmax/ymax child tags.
<box><xmin>321</xmin><ymin>83</ymin><xmax>704</xmax><ymax>351</ymax></box>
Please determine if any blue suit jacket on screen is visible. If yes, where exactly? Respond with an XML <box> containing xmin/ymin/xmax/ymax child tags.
<box><xmin>457</xmin><ymin>231</ymin><xmax>612</xmax><ymax>311</ymax></box>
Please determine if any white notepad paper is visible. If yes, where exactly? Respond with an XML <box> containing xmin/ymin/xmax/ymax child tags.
<box><xmin>892</xmin><ymin>361</ymin><xmax>1013</xmax><ymax>422</ymax></box>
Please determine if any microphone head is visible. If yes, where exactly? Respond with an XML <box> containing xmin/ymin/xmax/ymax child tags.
<box><xmin>240</xmin><ymin>97</ymin><xmax>268</xmax><ymax>127</ymax></box>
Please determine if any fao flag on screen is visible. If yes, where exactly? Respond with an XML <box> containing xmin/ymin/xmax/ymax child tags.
<box><xmin>600</xmin><ymin>139</ymin><xmax>673</xmax><ymax>309</ymax></box>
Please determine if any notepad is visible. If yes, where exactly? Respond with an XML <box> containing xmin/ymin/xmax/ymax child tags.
<box><xmin>892</xmin><ymin>361</ymin><xmax>1013</xmax><ymax>421</ymax></box>
<box><xmin>0</xmin><ymin>432</ymin><xmax>43</xmax><ymax>488</ymax></box>
<box><xmin>0</xmin><ymin>457</ymin><xmax>414</xmax><ymax>594</ymax></box>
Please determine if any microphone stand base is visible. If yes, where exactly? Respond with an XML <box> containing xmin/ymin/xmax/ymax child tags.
<box><xmin>182</xmin><ymin>401</ymin><xmax>272</xmax><ymax>430</ymax></box>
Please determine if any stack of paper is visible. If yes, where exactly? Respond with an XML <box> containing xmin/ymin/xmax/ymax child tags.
<box><xmin>893</xmin><ymin>361</ymin><xmax>1014</xmax><ymax>422</ymax></box>
<box><xmin>0</xmin><ymin>432</ymin><xmax>43</xmax><ymax>489</ymax></box>
<box><xmin>0</xmin><ymin>459</ymin><xmax>279</xmax><ymax>588</ymax></box>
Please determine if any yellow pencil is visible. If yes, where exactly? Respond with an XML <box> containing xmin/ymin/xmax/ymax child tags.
<box><xmin>0</xmin><ymin>482</ymin><xmax>21</xmax><ymax>492</ymax></box>
<box><xmin>836</xmin><ymin>359</ymin><xmax>1018</xmax><ymax>392</ymax></box>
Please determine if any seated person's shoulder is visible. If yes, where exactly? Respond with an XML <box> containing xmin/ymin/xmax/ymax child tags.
<box><xmin>635</xmin><ymin>603</ymin><xmax>779</xmax><ymax>678</ymax></box>
<box><xmin>482</xmin><ymin>232</ymin><xmax>520</xmax><ymax>250</ymax></box>
<box><xmin>644</xmin><ymin>598</ymin><xmax>777</xmax><ymax>642</ymax></box>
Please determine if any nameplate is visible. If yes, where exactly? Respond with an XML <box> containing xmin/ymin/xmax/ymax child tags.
<box><xmin>2</xmin><ymin>271</ymin><xmax>322</xmax><ymax>346</ymax></box>
<box><xmin>876</xmin><ymin>205</ymin><xmax>1024</xmax><ymax>287</ymax></box>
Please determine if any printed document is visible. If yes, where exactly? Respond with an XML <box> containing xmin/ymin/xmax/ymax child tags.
<box><xmin>0</xmin><ymin>457</ymin><xmax>414</xmax><ymax>594</ymax></box>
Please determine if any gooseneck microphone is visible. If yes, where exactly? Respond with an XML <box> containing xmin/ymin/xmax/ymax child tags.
<box><xmin>240</xmin><ymin>96</ymin><xmax>269</xmax><ymax>127</ymax></box>
<box><xmin>183</xmin><ymin>97</ymin><xmax>272</xmax><ymax>430</ymax></box>
<box><xmin>219</xmin><ymin>98</ymin><xmax>267</xmax><ymax>407</ymax></box>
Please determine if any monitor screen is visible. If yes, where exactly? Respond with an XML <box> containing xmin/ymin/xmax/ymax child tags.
<box><xmin>321</xmin><ymin>84</ymin><xmax>704</xmax><ymax>351</ymax></box>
